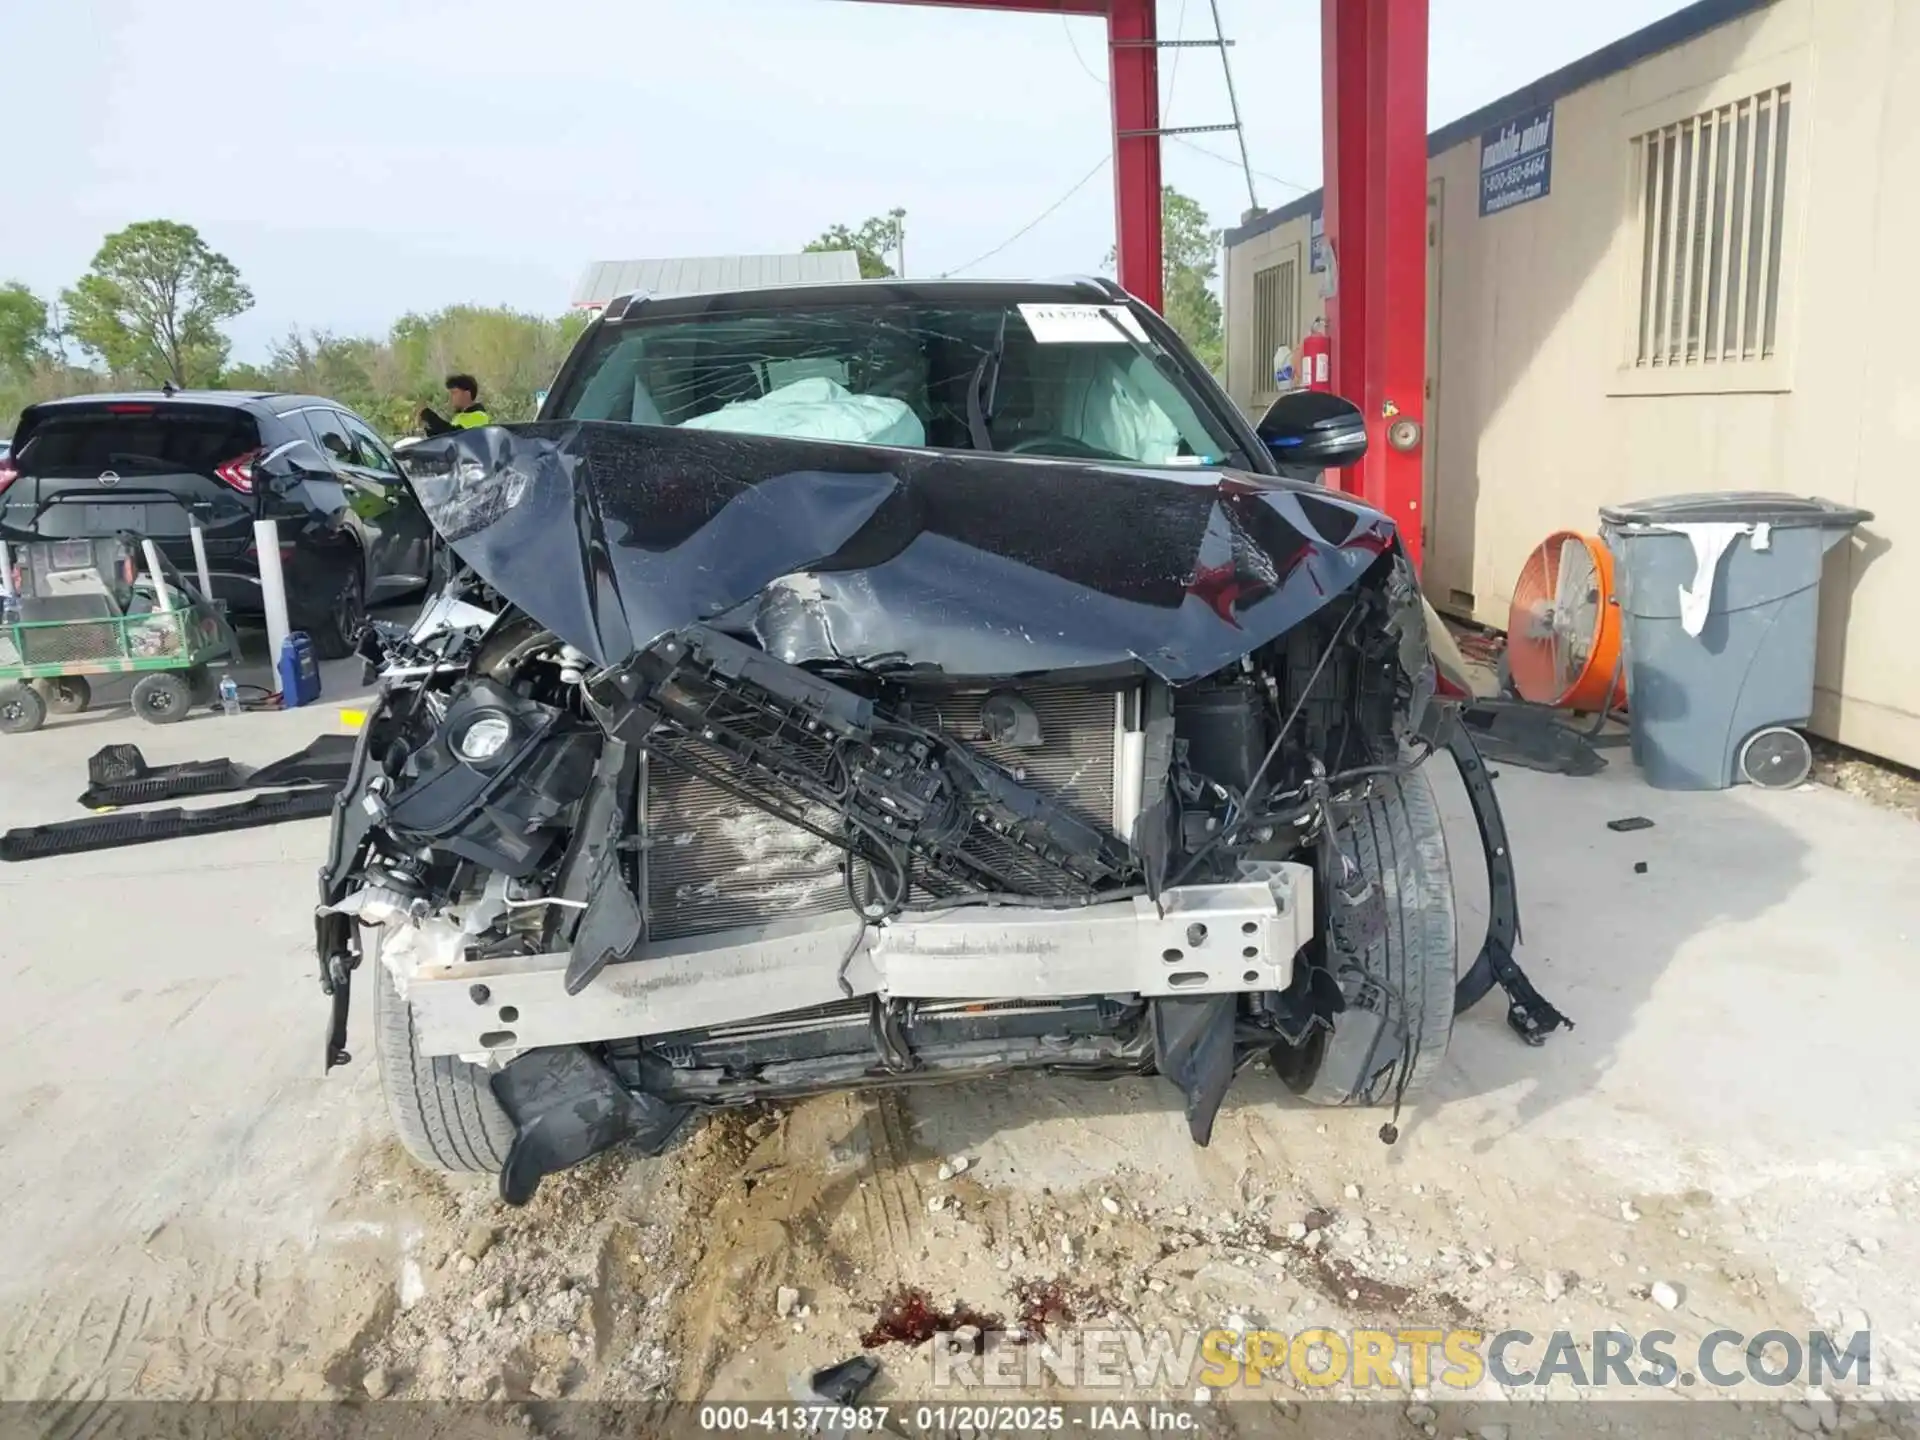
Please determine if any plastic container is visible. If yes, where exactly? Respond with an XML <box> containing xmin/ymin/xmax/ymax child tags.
<box><xmin>218</xmin><ymin>672</ymin><xmax>241</xmax><ymax>717</ymax></box>
<box><xmin>277</xmin><ymin>632</ymin><xmax>322</xmax><ymax>709</ymax></box>
<box><xmin>1598</xmin><ymin>492</ymin><xmax>1872</xmax><ymax>791</ymax></box>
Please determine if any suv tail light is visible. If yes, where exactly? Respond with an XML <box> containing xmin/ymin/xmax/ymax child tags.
<box><xmin>0</xmin><ymin>459</ymin><xmax>18</xmax><ymax>497</ymax></box>
<box><xmin>213</xmin><ymin>447</ymin><xmax>263</xmax><ymax>495</ymax></box>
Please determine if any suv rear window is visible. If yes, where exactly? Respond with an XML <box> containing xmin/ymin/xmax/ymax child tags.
<box><xmin>17</xmin><ymin>407</ymin><xmax>260</xmax><ymax>477</ymax></box>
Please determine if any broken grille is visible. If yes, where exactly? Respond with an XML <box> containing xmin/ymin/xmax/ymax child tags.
<box><xmin>641</xmin><ymin>683</ymin><xmax>1125</xmax><ymax>941</ymax></box>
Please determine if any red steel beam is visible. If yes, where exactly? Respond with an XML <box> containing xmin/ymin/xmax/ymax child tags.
<box><xmin>1106</xmin><ymin>0</ymin><xmax>1163</xmax><ymax>311</ymax></box>
<box><xmin>1321</xmin><ymin>0</ymin><xmax>1429</xmax><ymax>567</ymax></box>
<box><xmin>842</xmin><ymin>0</ymin><xmax>1162</xmax><ymax>311</ymax></box>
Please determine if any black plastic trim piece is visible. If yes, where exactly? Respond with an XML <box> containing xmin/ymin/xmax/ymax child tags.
<box><xmin>2</xmin><ymin>787</ymin><xmax>338</xmax><ymax>862</ymax></box>
<box><xmin>489</xmin><ymin>1046</ymin><xmax>690</xmax><ymax>1206</ymax></box>
<box><xmin>1447</xmin><ymin>727</ymin><xmax>1573</xmax><ymax>1045</ymax></box>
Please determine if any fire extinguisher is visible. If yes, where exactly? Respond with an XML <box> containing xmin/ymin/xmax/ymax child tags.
<box><xmin>1298</xmin><ymin>317</ymin><xmax>1332</xmax><ymax>393</ymax></box>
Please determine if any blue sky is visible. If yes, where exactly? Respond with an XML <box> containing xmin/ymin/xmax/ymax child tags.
<box><xmin>6</xmin><ymin>0</ymin><xmax>1691</xmax><ymax>361</ymax></box>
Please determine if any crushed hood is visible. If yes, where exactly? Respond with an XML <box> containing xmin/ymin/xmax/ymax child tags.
<box><xmin>404</xmin><ymin>421</ymin><xmax>1406</xmax><ymax>684</ymax></box>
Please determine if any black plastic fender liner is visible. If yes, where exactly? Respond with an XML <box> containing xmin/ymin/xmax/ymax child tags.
<box><xmin>1151</xmin><ymin>994</ymin><xmax>1238</xmax><ymax>1146</ymax></box>
<box><xmin>0</xmin><ymin>787</ymin><xmax>338</xmax><ymax>863</ymax></box>
<box><xmin>489</xmin><ymin>1046</ymin><xmax>691</xmax><ymax>1206</ymax></box>
<box><xmin>1446</xmin><ymin>725</ymin><xmax>1573</xmax><ymax>1045</ymax></box>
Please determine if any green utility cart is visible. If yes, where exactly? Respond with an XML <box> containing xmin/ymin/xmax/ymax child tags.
<box><xmin>0</xmin><ymin>534</ymin><xmax>239</xmax><ymax>734</ymax></box>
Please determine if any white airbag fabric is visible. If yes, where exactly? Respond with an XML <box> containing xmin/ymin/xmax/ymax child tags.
<box><xmin>1059</xmin><ymin>350</ymin><xmax>1184</xmax><ymax>464</ymax></box>
<box><xmin>678</xmin><ymin>376</ymin><xmax>925</xmax><ymax>448</ymax></box>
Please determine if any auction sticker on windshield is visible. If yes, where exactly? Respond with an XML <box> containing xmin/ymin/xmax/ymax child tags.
<box><xmin>1018</xmin><ymin>303</ymin><xmax>1149</xmax><ymax>344</ymax></box>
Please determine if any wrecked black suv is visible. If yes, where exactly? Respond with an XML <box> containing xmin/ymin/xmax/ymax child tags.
<box><xmin>317</xmin><ymin>277</ymin><xmax>1565</xmax><ymax>1205</ymax></box>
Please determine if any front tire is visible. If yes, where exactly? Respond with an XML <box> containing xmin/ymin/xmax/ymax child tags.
<box><xmin>1271</xmin><ymin>767</ymin><xmax>1457</xmax><ymax>1105</ymax></box>
<box><xmin>372</xmin><ymin>941</ymin><xmax>514</xmax><ymax>1175</ymax></box>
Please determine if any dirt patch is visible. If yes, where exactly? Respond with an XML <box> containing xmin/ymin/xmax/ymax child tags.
<box><xmin>1812</xmin><ymin>736</ymin><xmax>1920</xmax><ymax>820</ymax></box>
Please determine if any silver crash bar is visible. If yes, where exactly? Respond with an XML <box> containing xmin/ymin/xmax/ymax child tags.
<box><xmin>400</xmin><ymin>869</ymin><xmax>1313</xmax><ymax>1059</ymax></box>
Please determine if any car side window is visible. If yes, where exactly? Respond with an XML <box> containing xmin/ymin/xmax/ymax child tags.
<box><xmin>341</xmin><ymin>415</ymin><xmax>399</xmax><ymax>479</ymax></box>
<box><xmin>299</xmin><ymin>408</ymin><xmax>355</xmax><ymax>468</ymax></box>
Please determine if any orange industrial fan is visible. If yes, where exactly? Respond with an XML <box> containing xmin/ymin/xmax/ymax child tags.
<box><xmin>1506</xmin><ymin>531</ymin><xmax>1628</xmax><ymax>713</ymax></box>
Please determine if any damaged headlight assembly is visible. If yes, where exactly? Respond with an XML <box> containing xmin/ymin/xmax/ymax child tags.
<box><xmin>450</xmin><ymin>709</ymin><xmax>515</xmax><ymax>765</ymax></box>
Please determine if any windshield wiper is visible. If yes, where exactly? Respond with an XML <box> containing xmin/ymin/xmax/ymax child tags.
<box><xmin>965</xmin><ymin>311</ymin><xmax>1009</xmax><ymax>453</ymax></box>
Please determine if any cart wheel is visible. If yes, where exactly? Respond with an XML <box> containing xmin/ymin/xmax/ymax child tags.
<box><xmin>1739</xmin><ymin>726</ymin><xmax>1814</xmax><ymax>789</ymax></box>
<box><xmin>34</xmin><ymin>676</ymin><xmax>92</xmax><ymax>715</ymax></box>
<box><xmin>131</xmin><ymin>672</ymin><xmax>194</xmax><ymax>725</ymax></box>
<box><xmin>0</xmin><ymin>683</ymin><xmax>48</xmax><ymax>735</ymax></box>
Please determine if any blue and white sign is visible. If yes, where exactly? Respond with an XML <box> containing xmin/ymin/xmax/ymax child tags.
<box><xmin>1479</xmin><ymin>104</ymin><xmax>1554</xmax><ymax>217</ymax></box>
<box><xmin>1308</xmin><ymin>209</ymin><xmax>1327</xmax><ymax>272</ymax></box>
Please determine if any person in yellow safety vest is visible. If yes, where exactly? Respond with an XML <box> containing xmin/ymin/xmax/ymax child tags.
<box><xmin>417</xmin><ymin>373</ymin><xmax>493</xmax><ymax>436</ymax></box>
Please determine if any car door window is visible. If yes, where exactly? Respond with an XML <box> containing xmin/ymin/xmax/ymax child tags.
<box><xmin>341</xmin><ymin>415</ymin><xmax>400</xmax><ymax>479</ymax></box>
<box><xmin>299</xmin><ymin>408</ymin><xmax>355</xmax><ymax>468</ymax></box>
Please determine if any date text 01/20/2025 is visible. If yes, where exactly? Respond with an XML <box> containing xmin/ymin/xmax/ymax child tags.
<box><xmin>695</xmin><ymin>1404</ymin><xmax>1201</xmax><ymax>1433</ymax></box>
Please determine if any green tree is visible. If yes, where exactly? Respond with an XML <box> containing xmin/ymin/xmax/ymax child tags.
<box><xmin>0</xmin><ymin>283</ymin><xmax>52</xmax><ymax>377</ymax></box>
<box><xmin>62</xmin><ymin>221</ymin><xmax>253</xmax><ymax>387</ymax></box>
<box><xmin>804</xmin><ymin>211</ymin><xmax>904</xmax><ymax>279</ymax></box>
<box><xmin>1105</xmin><ymin>185</ymin><xmax>1224</xmax><ymax>374</ymax></box>
<box><xmin>386</xmin><ymin>305</ymin><xmax>589</xmax><ymax>432</ymax></box>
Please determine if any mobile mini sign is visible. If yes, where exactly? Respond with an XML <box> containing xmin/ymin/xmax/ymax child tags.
<box><xmin>1479</xmin><ymin>104</ymin><xmax>1555</xmax><ymax>216</ymax></box>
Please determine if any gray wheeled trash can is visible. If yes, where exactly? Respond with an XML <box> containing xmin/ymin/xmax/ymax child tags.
<box><xmin>1598</xmin><ymin>493</ymin><xmax>1872</xmax><ymax>792</ymax></box>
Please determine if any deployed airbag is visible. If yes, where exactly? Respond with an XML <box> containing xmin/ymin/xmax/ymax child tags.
<box><xmin>679</xmin><ymin>376</ymin><xmax>926</xmax><ymax>449</ymax></box>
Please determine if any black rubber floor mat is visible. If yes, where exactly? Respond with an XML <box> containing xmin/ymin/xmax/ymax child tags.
<box><xmin>3</xmin><ymin>787</ymin><xmax>337</xmax><ymax>862</ymax></box>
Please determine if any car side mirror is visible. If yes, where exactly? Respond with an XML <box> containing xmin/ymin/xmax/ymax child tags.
<box><xmin>1255</xmin><ymin>391</ymin><xmax>1368</xmax><ymax>467</ymax></box>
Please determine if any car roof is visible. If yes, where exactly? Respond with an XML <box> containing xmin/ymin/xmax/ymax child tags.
<box><xmin>598</xmin><ymin>274</ymin><xmax>1130</xmax><ymax>322</ymax></box>
<box><xmin>21</xmin><ymin>390</ymin><xmax>355</xmax><ymax>420</ymax></box>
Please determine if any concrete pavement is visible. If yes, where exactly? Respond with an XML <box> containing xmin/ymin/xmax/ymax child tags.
<box><xmin>0</xmin><ymin>657</ymin><xmax>1915</xmax><ymax>1400</ymax></box>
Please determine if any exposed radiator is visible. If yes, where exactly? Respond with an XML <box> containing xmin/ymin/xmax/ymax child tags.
<box><xmin>642</xmin><ymin>683</ymin><xmax>1126</xmax><ymax>942</ymax></box>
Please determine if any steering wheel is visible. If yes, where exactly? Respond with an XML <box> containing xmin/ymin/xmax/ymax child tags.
<box><xmin>1005</xmin><ymin>433</ymin><xmax>1118</xmax><ymax>461</ymax></box>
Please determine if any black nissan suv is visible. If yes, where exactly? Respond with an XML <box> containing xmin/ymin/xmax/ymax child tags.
<box><xmin>0</xmin><ymin>391</ymin><xmax>438</xmax><ymax>656</ymax></box>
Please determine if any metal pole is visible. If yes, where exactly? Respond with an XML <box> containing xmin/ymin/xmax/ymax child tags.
<box><xmin>1107</xmin><ymin>0</ymin><xmax>1164</xmax><ymax>312</ymax></box>
<box><xmin>139</xmin><ymin>538</ymin><xmax>174</xmax><ymax>613</ymax></box>
<box><xmin>188</xmin><ymin>520</ymin><xmax>215</xmax><ymax>603</ymax></box>
<box><xmin>253</xmin><ymin>519</ymin><xmax>291</xmax><ymax>694</ymax></box>
<box><xmin>1207</xmin><ymin>0</ymin><xmax>1259</xmax><ymax>214</ymax></box>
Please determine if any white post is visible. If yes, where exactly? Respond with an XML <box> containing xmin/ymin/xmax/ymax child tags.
<box><xmin>139</xmin><ymin>538</ymin><xmax>174</xmax><ymax>613</ymax></box>
<box><xmin>0</xmin><ymin>539</ymin><xmax>12</xmax><ymax>599</ymax></box>
<box><xmin>253</xmin><ymin>518</ymin><xmax>290</xmax><ymax>694</ymax></box>
<box><xmin>188</xmin><ymin>520</ymin><xmax>215</xmax><ymax>602</ymax></box>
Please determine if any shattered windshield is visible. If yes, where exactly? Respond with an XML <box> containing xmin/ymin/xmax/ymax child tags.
<box><xmin>548</xmin><ymin>299</ymin><xmax>1246</xmax><ymax>468</ymax></box>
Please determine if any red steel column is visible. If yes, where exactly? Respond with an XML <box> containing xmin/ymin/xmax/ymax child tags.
<box><xmin>1321</xmin><ymin>0</ymin><xmax>1428</xmax><ymax>568</ymax></box>
<box><xmin>1108</xmin><ymin>0</ymin><xmax>1163</xmax><ymax>312</ymax></box>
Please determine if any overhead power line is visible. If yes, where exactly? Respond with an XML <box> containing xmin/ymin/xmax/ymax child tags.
<box><xmin>1167</xmin><ymin>135</ymin><xmax>1311</xmax><ymax>196</ymax></box>
<box><xmin>941</xmin><ymin>157</ymin><xmax>1112</xmax><ymax>278</ymax></box>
